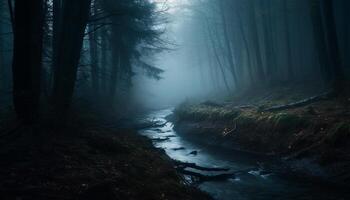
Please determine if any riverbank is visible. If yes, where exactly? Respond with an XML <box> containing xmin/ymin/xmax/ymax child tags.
<box><xmin>0</xmin><ymin>109</ymin><xmax>211</xmax><ymax>200</ymax></box>
<box><xmin>171</xmin><ymin>85</ymin><xmax>350</xmax><ymax>185</ymax></box>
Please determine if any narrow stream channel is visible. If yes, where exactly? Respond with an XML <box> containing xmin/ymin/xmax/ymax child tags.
<box><xmin>138</xmin><ymin>109</ymin><xmax>349</xmax><ymax>200</ymax></box>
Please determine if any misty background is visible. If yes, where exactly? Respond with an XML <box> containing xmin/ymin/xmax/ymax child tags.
<box><xmin>133</xmin><ymin>0</ymin><xmax>232</xmax><ymax>109</ymax></box>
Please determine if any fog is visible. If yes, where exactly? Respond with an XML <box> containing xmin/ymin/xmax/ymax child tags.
<box><xmin>133</xmin><ymin>0</ymin><xmax>232</xmax><ymax>109</ymax></box>
<box><xmin>130</xmin><ymin>0</ymin><xmax>350</xmax><ymax>110</ymax></box>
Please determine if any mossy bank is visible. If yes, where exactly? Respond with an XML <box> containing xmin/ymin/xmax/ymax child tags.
<box><xmin>172</xmin><ymin>96</ymin><xmax>350</xmax><ymax>185</ymax></box>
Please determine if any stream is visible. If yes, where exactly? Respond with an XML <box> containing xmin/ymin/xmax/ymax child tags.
<box><xmin>138</xmin><ymin>108</ymin><xmax>349</xmax><ymax>200</ymax></box>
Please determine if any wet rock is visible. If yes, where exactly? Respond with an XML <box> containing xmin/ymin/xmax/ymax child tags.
<box><xmin>172</xmin><ymin>147</ymin><xmax>186</xmax><ymax>151</ymax></box>
<box><xmin>188</xmin><ymin>151</ymin><xmax>198</xmax><ymax>156</ymax></box>
<box><xmin>151</xmin><ymin>137</ymin><xmax>170</xmax><ymax>142</ymax></box>
<box><xmin>152</xmin><ymin>128</ymin><xmax>163</xmax><ymax>132</ymax></box>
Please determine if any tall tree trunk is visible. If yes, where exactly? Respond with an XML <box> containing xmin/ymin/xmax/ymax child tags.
<box><xmin>109</xmin><ymin>47</ymin><xmax>120</xmax><ymax>100</ymax></box>
<box><xmin>100</xmin><ymin>30</ymin><xmax>108</xmax><ymax>96</ymax></box>
<box><xmin>248</xmin><ymin>1</ymin><xmax>266</xmax><ymax>84</ymax></box>
<box><xmin>342</xmin><ymin>0</ymin><xmax>349</xmax><ymax>70</ymax></box>
<box><xmin>203</xmin><ymin>16</ymin><xmax>230</xmax><ymax>91</ymax></box>
<box><xmin>123</xmin><ymin>53</ymin><xmax>132</xmax><ymax>88</ymax></box>
<box><xmin>219</xmin><ymin>1</ymin><xmax>238</xmax><ymax>88</ymax></box>
<box><xmin>282</xmin><ymin>0</ymin><xmax>294</xmax><ymax>80</ymax></box>
<box><xmin>12</xmin><ymin>0</ymin><xmax>44</xmax><ymax>121</ymax></box>
<box><xmin>236</xmin><ymin>9</ymin><xmax>254</xmax><ymax>84</ymax></box>
<box><xmin>42</xmin><ymin>0</ymin><xmax>50</xmax><ymax>99</ymax></box>
<box><xmin>322</xmin><ymin>0</ymin><xmax>344</xmax><ymax>93</ymax></box>
<box><xmin>261</xmin><ymin>0</ymin><xmax>277</xmax><ymax>84</ymax></box>
<box><xmin>0</xmin><ymin>0</ymin><xmax>3</xmax><ymax>92</ymax></box>
<box><xmin>109</xmin><ymin>23</ymin><xmax>121</xmax><ymax>100</ymax></box>
<box><xmin>7</xmin><ymin>0</ymin><xmax>14</xmax><ymax>32</ymax></box>
<box><xmin>51</xmin><ymin>0</ymin><xmax>61</xmax><ymax>94</ymax></box>
<box><xmin>52</xmin><ymin>0</ymin><xmax>91</xmax><ymax>114</ymax></box>
<box><xmin>309</xmin><ymin>0</ymin><xmax>332</xmax><ymax>83</ymax></box>
<box><xmin>88</xmin><ymin>8</ymin><xmax>99</xmax><ymax>95</ymax></box>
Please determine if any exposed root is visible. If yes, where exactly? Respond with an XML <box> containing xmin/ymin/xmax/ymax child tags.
<box><xmin>173</xmin><ymin>160</ymin><xmax>235</xmax><ymax>182</ymax></box>
<box><xmin>173</xmin><ymin>160</ymin><xmax>230</xmax><ymax>172</ymax></box>
<box><xmin>223</xmin><ymin>123</ymin><xmax>237</xmax><ymax>136</ymax></box>
<box><xmin>233</xmin><ymin>105</ymin><xmax>257</xmax><ymax>109</ymax></box>
<box><xmin>263</xmin><ymin>91</ymin><xmax>333</xmax><ymax>112</ymax></box>
<box><xmin>180</xmin><ymin>169</ymin><xmax>235</xmax><ymax>182</ymax></box>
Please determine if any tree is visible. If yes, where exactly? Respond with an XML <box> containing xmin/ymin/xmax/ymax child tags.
<box><xmin>51</xmin><ymin>0</ymin><xmax>62</xmax><ymax>91</ymax></box>
<box><xmin>88</xmin><ymin>1</ymin><xmax>99</xmax><ymax>95</ymax></box>
<box><xmin>282</xmin><ymin>0</ymin><xmax>294</xmax><ymax>80</ymax></box>
<box><xmin>0</xmin><ymin>0</ymin><xmax>4</xmax><ymax>91</ymax></box>
<box><xmin>99</xmin><ymin>0</ymin><xmax>165</xmax><ymax>101</ymax></box>
<box><xmin>235</xmin><ymin>6</ymin><xmax>254</xmax><ymax>84</ymax></box>
<box><xmin>219</xmin><ymin>0</ymin><xmax>238</xmax><ymax>88</ymax></box>
<box><xmin>247</xmin><ymin>0</ymin><xmax>266</xmax><ymax>84</ymax></box>
<box><xmin>99</xmin><ymin>27</ymin><xmax>108</xmax><ymax>96</ymax></box>
<box><xmin>52</xmin><ymin>0</ymin><xmax>92</xmax><ymax>114</ymax></box>
<box><xmin>342</xmin><ymin>0</ymin><xmax>349</xmax><ymax>71</ymax></box>
<box><xmin>309</xmin><ymin>0</ymin><xmax>332</xmax><ymax>83</ymax></box>
<box><xmin>260</xmin><ymin>0</ymin><xmax>277</xmax><ymax>84</ymax></box>
<box><xmin>309</xmin><ymin>0</ymin><xmax>344</xmax><ymax>93</ymax></box>
<box><xmin>322</xmin><ymin>0</ymin><xmax>345</xmax><ymax>93</ymax></box>
<box><xmin>11</xmin><ymin>0</ymin><xmax>44</xmax><ymax>121</ymax></box>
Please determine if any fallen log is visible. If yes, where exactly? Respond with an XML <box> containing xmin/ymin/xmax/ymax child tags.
<box><xmin>233</xmin><ymin>105</ymin><xmax>257</xmax><ymax>109</ymax></box>
<box><xmin>262</xmin><ymin>91</ymin><xmax>333</xmax><ymax>112</ymax></box>
<box><xmin>173</xmin><ymin>160</ymin><xmax>230</xmax><ymax>172</ymax></box>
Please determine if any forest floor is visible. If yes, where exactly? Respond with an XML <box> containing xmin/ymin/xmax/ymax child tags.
<box><xmin>0</xmin><ymin>109</ymin><xmax>211</xmax><ymax>200</ymax></box>
<box><xmin>172</xmin><ymin>83</ymin><xmax>350</xmax><ymax>186</ymax></box>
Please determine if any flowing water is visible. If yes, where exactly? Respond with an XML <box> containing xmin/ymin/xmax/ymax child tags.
<box><xmin>138</xmin><ymin>109</ymin><xmax>349</xmax><ymax>200</ymax></box>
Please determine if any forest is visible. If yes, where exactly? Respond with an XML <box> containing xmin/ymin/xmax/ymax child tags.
<box><xmin>0</xmin><ymin>0</ymin><xmax>349</xmax><ymax>199</ymax></box>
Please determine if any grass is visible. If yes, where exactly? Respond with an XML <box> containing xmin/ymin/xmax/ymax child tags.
<box><xmin>173</xmin><ymin>83</ymin><xmax>350</xmax><ymax>156</ymax></box>
<box><xmin>270</xmin><ymin>112</ymin><xmax>308</xmax><ymax>131</ymax></box>
<box><xmin>174</xmin><ymin>103</ymin><xmax>241</xmax><ymax>122</ymax></box>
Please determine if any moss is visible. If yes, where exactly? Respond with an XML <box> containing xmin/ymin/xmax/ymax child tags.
<box><xmin>270</xmin><ymin>113</ymin><xmax>307</xmax><ymax>131</ymax></box>
<box><xmin>175</xmin><ymin>104</ymin><xmax>240</xmax><ymax>121</ymax></box>
<box><xmin>233</xmin><ymin>114</ymin><xmax>257</xmax><ymax>127</ymax></box>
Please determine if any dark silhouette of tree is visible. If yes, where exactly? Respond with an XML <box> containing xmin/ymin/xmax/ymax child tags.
<box><xmin>88</xmin><ymin>1</ymin><xmax>99</xmax><ymax>95</ymax></box>
<box><xmin>309</xmin><ymin>0</ymin><xmax>344</xmax><ymax>93</ymax></box>
<box><xmin>52</xmin><ymin>0</ymin><xmax>92</xmax><ymax>114</ymax></box>
<box><xmin>11</xmin><ymin>0</ymin><xmax>44</xmax><ymax>121</ymax></box>
<box><xmin>322</xmin><ymin>0</ymin><xmax>345</xmax><ymax>93</ymax></box>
